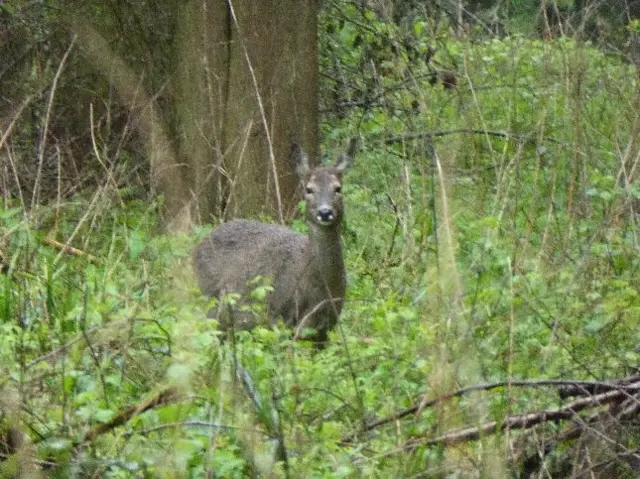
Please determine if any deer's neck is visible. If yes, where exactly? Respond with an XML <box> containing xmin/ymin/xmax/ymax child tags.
<box><xmin>308</xmin><ymin>225</ymin><xmax>345</xmax><ymax>293</ymax></box>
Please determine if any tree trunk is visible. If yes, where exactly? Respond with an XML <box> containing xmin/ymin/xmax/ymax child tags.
<box><xmin>71</xmin><ymin>20</ymin><xmax>192</xmax><ymax>231</ymax></box>
<box><xmin>72</xmin><ymin>0</ymin><xmax>318</xmax><ymax>230</ymax></box>
<box><xmin>176</xmin><ymin>0</ymin><xmax>319</xmax><ymax>225</ymax></box>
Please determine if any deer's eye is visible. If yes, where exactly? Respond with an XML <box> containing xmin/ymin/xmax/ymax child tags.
<box><xmin>334</xmin><ymin>185</ymin><xmax>342</xmax><ymax>194</ymax></box>
<box><xmin>305</xmin><ymin>187</ymin><xmax>314</xmax><ymax>195</ymax></box>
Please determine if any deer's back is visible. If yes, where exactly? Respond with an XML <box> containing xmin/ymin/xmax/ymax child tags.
<box><xmin>193</xmin><ymin>219</ymin><xmax>310</xmax><ymax>300</ymax></box>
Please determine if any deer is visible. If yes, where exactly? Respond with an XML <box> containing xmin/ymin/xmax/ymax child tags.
<box><xmin>193</xmin><ymin>139</ymin><xmax>357</xmax><ymax>346</ymax></box>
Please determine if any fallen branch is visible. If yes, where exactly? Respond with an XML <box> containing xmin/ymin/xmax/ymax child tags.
<box><xmin>384</xmin><ymin>129</ymin><xmax>564</xmax><ymax>146</ymax></box>
<box><xmin>518</xmin><ymin>392</ymin><xmax>640</xmax><ymax>476</ymax></box>
<box><xmin>558</xmin><ymin>374</ymin><xmax>640</xmax><ymax>399</ymax></box>
<box><xmin>43</xmin><ymin>237</ymin><xmax>99</xmax><ymax>263</ymax></box>
<box><xmin>125</xmin><ymin>420</ymin><xmax>254</xmax><ymax>437</ymax></box>
<box><xmin>25</xmin><ymin>322</ymin><xmax>110</xmax><ymax>370</ymax></box>
<box><xmin>343</xmin><ymin>377</ymin><xmax>640</xmax><ymax>443</ymax></box>
<box><xmin>384</xmin><ymin>382</ymin><xmax>640</xmax><ymax>455</ymax></box>
<box><xmin>78</xmin><ymin>387</ymin><xmax>179</xmax><ymax>445</ymax></box>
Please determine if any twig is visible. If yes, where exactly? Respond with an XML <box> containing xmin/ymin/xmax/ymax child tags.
<box><xmin>384</xmin><ymin>129</ymin><xmax>564</xmax><ymax>146</ymax></box>
<box><xmin>125</xmin><ymin>420</ymin><xmax>254</xmax><ymax>437</ymax></box>
<box><xmin>293</xmin><ymin>298</ymin><xmax>343</xmax><ymax>341</ymax></box>
<box><xmin>384</xmin><ymin>193</ymin><xmax>401</xmax><ymax>262</ymax></box>
<box><xmin>575</xmin><ymin>448</ymin><xmax>640</xmax><ymax>478</ymax></box>
<box><xmin>519</xmin><ymin>392</ymin><xmax>640</xmax><ymax>476</ymax></box>
<box><xmin>383</xmin><ymin>382</ymin><xmax>640</xmax><ymax>455</ymax></box>
<box><xmin>78</xmin><ymin>387</ymin><xmax>179</xmax><ymax>445</ymax></box>
<box><xmin>558</xmin><ymin>374</ymin><xmax>640</xmax><ymax>399</ymax></box>
<box><xmin>0</xmin><ymin>95</ymin><xmax>34</xmax><ymax>151</ymax></box>
<box><xmin>80</xmin><ymin>286</ymin><xmax>110</xmax><ymax>408</ymax></box>
<box><xmin>43</xmin><ymin>237</ymin><xmax>99</xmax><ymax>263</ymax></box>
<box><xmin>90</xmin><ymin>102</ymin><xmax>123</xmax><ymax>207</ymax></box>
<box><xmin>342</xmin><ymin>377</ymin><xmax>640</xmax><ymax>442</ymax></box>
<box><xmin>52</xmin><ymin>184</ymin><xmax>105</xmax><ymax>266</ymax></box>
<box><xmin>233</xmin><ymin>357</ymin><xmax>290</xmax><ymax>477</ymax></box>
<box><xmin>25</xmin><ymin>322</ymin><xmax>110</xmax><ymax>369</ymax></box>
<box><xmin>31</xmin><ymin>36</ymin><xmax>77</xmax><ymax>210</ymax></box>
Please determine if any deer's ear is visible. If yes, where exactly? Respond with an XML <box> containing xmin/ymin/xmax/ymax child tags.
<box><xmin>334</xmin><ymin>137</ymin><xmax>358</xmax><ymax>172</ymax></box>
<box><xmin>291</xmin><ymin>143</ymin><xmax>310</xmax><ymax>177</ymax></box>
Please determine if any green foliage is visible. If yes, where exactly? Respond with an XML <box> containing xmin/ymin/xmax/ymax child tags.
<box><xmin>1</xmin><ymin>1</ymin><xmax>640</xmax><ymax>477</ymax></box>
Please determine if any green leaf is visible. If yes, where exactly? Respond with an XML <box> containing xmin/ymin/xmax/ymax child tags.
<box><xmin>167</xmin><ymin>363</ymin><xmax>192</xmax><ymax>389</ymax></box>
<box><xmin>46</xmin><ymin>438</ymin><xmax>73</xmax><ymax>452</ymax></box>
<box><xmin>94</xmin><ymin>408</ymin><xmax>115</xmax><ymax>423</ymax></box>
<box><xmin>128</xmin><ymin>229</ymin><xmax>146</xmax><ymax>260</ymax></box>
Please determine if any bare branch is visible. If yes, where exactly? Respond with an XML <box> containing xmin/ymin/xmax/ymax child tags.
<box><xmin>384</xmin><ymin>129</ymin><xmax>564</xmax><ymax>146</ymax></box>
<box><xmin>383</xmin><ymin>383</ymin><xmax>640</xmax><ymax>455</ymax></box>
<box><xmin>343</xmin><ymin>377</ymin><xmax>640</xmax><ymax>442</ymax></box>
<box><xmin>78</xmin><ymin>387</ymin><xmax>179</xmax><ymax>445</ymax></box>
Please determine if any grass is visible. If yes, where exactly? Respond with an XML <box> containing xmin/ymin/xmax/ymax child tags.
<box><xmin>1</xmin><ymin>17</ymin><xmax>640</xmax><ymax>478</ymax></box>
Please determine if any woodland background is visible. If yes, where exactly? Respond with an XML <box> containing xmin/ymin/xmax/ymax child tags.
<box><xmin>1</xmin><ymin>0</ymin><xmax>640</xmax><ymax>477</ymax></box>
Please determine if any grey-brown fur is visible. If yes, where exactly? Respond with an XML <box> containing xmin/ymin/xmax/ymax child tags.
<box><xmin>193</xmin><ymin>140</ymin><xmax>356</xmax><ymax>345</ymax></box>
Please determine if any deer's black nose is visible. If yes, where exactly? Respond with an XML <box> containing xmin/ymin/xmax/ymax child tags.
<box><xmin>317</xmin><ymin>208</ymin><xmax>335</xmax><ymax>223</ymax></box>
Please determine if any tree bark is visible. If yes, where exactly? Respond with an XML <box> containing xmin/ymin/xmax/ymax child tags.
<box><xmin>71</xmin><ymin>20</ymin><xmax>192</xmax><ymax>231</ymax></box>
<box><xmin>177</xmin><ymin>0</ymin><xmax>319</xmax><ymax>224</ymax></box>
<box><xmin>72</xmin><ymin>0</ymin><xmax>318</xmax><ymax>230</ymax></box>
<box><xmin>174</xmin><ymin>1</ymin><xmax>228</xmax><ymax>223</ymax></box>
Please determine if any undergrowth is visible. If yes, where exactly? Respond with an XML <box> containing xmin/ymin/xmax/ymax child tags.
<box><xmin>1</xmin><ymin>8</ymin><xmax>640</xmax><ymax>478</ymax></box>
